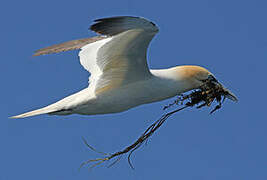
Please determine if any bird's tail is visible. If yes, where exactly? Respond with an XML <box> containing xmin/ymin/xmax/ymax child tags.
<box><xmin>10</xmin><ymin>106</ymin><xmax>56</xmax><ymax>119</ymax></box>
<box><xmin>10</xmin><ymin>89</ymin><xmax>86</xmax><ymax>119</ymax></box>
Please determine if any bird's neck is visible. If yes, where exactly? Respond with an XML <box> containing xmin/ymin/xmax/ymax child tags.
<box><xmin>150</xmin><ymin>67</ymin><xmax>198</xmax><ymax>97</ymax></box>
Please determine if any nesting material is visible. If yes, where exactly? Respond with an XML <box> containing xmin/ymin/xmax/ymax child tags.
<box><xmin>165</xmin><ymin>77</ymin><xmax>238</xmax><ymax>113</ymax></box>
<box><xmin>81</xmin><ymin>79</ymin><xmax>238</xmax><ymax>170</ymax></box>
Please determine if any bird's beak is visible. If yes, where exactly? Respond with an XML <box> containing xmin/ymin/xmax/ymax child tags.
<box><xmin>214</xmin><ymin>81</ymin><xmax>238</xmax><ymax>102</ymax></box>
<box><xmin>222</xmin><ymin>86</ymin><xmax>238</xmax><ymax>102</ymax></box>
<box><xmin>202</xmin><ymin>75</ymin><xmax>238</xmax><ymax>102</ymax></box>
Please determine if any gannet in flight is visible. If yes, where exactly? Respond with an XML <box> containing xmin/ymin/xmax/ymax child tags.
<box><xmin>11</xmin><ymin>16</ymin><xmax>237</xmax><ymax>119</ymax></box>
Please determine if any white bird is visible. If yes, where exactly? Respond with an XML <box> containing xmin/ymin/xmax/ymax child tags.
<box><xmin>11</xmin><ymin>16</ymin><xmax>237</xmax><ymax>119</ymax></box>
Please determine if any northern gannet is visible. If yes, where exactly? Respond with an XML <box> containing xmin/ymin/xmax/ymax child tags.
<box><xmin>11</xmin><ymin>16</ymin><xmax>237</xmax><ymax>118</ymax></box>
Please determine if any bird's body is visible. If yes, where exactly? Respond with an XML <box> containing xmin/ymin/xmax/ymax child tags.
<box><xmin>11</xmin><ymin>16</ymin><xmax>237</xmax><ymax>119</ymax></box>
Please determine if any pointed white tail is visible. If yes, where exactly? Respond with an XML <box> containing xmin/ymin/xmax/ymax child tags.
<box><xmin>10</xmin><ymin>106</ymin><xmax>55</xmax><ymax>119</ymax></box>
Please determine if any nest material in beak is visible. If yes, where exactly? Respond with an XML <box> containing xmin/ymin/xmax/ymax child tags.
<box><xmin>164</xmin><ymin>78</ymin><xmax>238</xmax><ymax>113</ymax></box>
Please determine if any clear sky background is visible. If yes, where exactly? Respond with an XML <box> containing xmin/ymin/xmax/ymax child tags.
<box><xmin>2</xmin><ymin>0</ymin><xmax>267</xmax><ymax>179</ymax></box>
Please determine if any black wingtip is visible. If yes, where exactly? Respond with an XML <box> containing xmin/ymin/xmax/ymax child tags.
<box><xmin>89</xmin><ymin>16</ymin><xmax>158</xmax><ymax>36</ymax></box>
<box><xmin>93</xmin><ymin>16</ymin><xmax>140</xmax><ymax>22</ymax></box>
<box><xmin>90</xmin><ymin>16</ymin><xmax>134</xmax><ymax>35</ymax></box>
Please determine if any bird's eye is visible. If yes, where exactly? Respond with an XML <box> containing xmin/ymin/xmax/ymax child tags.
<box><xmin>208</xmin><ymin>75</ymin><xmax>218</xmax><ymax>82</ymax></box>
<box><xmin>200</xmin><ymin>75</ymin><xmax>218</xmax><ymax>83</ymax></box>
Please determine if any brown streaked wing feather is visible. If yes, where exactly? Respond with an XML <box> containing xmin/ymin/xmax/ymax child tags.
<box><xmin>33</xmin><ymin>36</ymin><xmax>106</xmax><ymax>56</ymax></box>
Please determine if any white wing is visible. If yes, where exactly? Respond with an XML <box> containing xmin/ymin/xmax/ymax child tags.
<box><xmin>34</xmin><ymin>16</ymin><xmax>159</xmax><ymax>95</ymax></box>
<box><xmin>79</xmin><ymin>16</ymin><xmax>159</xmax><ymax>95</ymax></box>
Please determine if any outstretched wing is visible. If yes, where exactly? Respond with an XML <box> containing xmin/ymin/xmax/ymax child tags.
<box><xmin>79</xmin><ymin>16</ymin><xmax>159</xmax><ymax>95</ymax></box>
<box><xmin>34</xmin><ymin>16</ymin><xmax>159</xmax><ymax>95</ymax></box>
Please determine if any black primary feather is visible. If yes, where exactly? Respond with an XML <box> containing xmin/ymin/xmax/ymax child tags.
<box><xmin>90</xmin><ymin>16</ymin><xmax>158</xmax><ymax>36</ymax></box>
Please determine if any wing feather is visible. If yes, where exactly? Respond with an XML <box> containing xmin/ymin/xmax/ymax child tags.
<box><xmin>90</xmin><ymin>16</ymin><xmax>158</xmax><ymax>36</ymax></box>
<box><xmin>80</xmin><ymin>16</ymin><xmax>159</xmax><ymax>95</ymax></box>
<box><xmin>33</xmin><ymin>36</ymin><xmax>106</xmax><ymax>56</ymax></box>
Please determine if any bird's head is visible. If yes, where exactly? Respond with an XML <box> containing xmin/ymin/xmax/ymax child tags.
<box><xmin>175</xmin><ymin>65</ymin><xmax>238</xmax><ymax>102</ymax></box>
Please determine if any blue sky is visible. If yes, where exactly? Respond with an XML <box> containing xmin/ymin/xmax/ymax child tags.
<box><xmin>2</xmin><ymin>0</ymin><xmax>267</xmax><ymax>179</ymax></box>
